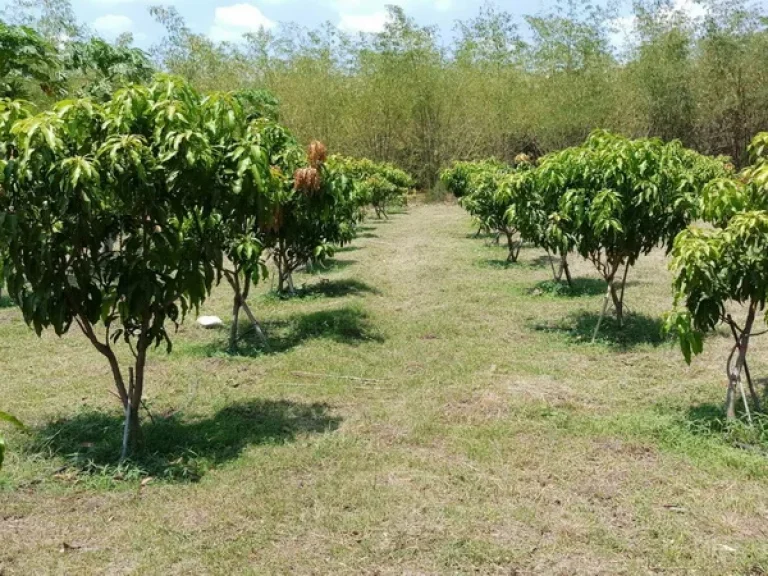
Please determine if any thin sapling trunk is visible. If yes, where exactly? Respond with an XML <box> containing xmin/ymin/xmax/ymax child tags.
<box><xmin>225</xmin><ymin>270</ymin><xmax>268</xmax><ymax>351</ymax></box>
<box><xmin>728</xmin><ymin>318</ymin><xmax>761</xmax><ymax>412</ymax></box>
<box><xmin>504</xmin><ymin>229</ymin><xmax>521</xmax><ymax>263</ymax></box>
<box><xmin>725</xmin><ymin>303</ymin><xmax>757</xmax><ymax>421</ymax></box>
<box><xmin>560</xmin><ymin>254</ymin><xmax>573</xmax><ymax>288</ymax></box>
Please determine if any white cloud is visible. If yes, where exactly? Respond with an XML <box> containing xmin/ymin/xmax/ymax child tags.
<box><xmin>92</xmin><ymin>14</ymin><xmax>133</xmax><ymax>36</ymax></box>
<box><xmin>89</xmin><ymin>0</ymin><xmax>182</xmax><ymax>4</ymax></box>
<box><xmin>332</xmin><ymin>0</ymin><xmax>451</xmax><ymax>10</ymax></box>
<box><xmin>671</xmin><ymin>0</ymin><xmax>707</xmax><ymax>20</ymax></box>
<box><xmin>333</xmin><ymin>0</ymin><xmax>452</xmax><ymax>34</ymax></box>
<box><xmin>338</xmin><ymin>11</ymin><xmax>388</xmax><ymax>33</ymax></box>
<box><xmin>209</xmin><ymin>3</ymin><xmax>276</xmax><ymax>42</ymax></box>
<box><xmin>609</xmin><ymin>0</ymin><xmax>709</xmax><ymax>50</ymax></box>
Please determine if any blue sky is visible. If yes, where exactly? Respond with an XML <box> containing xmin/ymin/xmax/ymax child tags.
<box><xmin>0</xmin><ymin>0</ymin><xmax>590</xmax><ymax>46</ymax></box>
<box><xmin>0</xmin><ymin>0</ymin><xmax>716</xmax><ymax>49</ymax></box>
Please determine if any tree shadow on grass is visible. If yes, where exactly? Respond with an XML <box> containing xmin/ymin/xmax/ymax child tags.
<box><xmin>527</xmin><ymin>254</ymin><xmax>556</xmax><ymax>269</ymax></box>
<box><xmin>464</xmin><ymin>231</ymin><xmax>498</xmax><ymax>241</ymax></box>
<box><xmin>293</xmin><ymin>278</ymin><xmax>381</xmax><ymax>299</ymax></box>
<box><xmin>304</xmin><ymin>258</ymin><xmax>357</xmax><ymax>276</ymax></box>
<box><xmin>530</xmin><ymin>278</ymin><xmax>609</xmax><ymax>298</ymax></box>
<box><xmin>533</xmin><ymin>310</ymin><xmax>669</xmax><ymax>350</ymax></box>
<box><xmin>207</xmin><ymin>305</ymin><xmax>384</xmax><ymax>358</ymax></box>
<box><xmin>358</xmin><ymin>232</ymin><xmax>379</xmax><ymax>239</ymax></box>
<box><xmin>335</xmin><ymin>245</ymin><xmax>360</xmax><ymax>254</ymax></box>
<box><xmin>476</xmin><ymin>258</ymin><xmax>516</xmax><ymax>270</ymax></box>
<box><xmin>29</xmin><ymin>400</ymin><xmax>341</xmax><ymax>482</ymax></box>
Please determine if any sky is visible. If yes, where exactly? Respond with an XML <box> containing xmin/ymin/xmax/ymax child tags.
<box><xmin>0</xmin><ymin>0</ymin><xmax>730</xmax><ymax>50</ymax></box>
<box><xmin>0</xmin><ymin>0</ymin><xmax>597</xmax><ymax>47</ymax></box>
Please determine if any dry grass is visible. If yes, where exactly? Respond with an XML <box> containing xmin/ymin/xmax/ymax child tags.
<box><xmin>2</xmin><ymin>201</ymin><xmax>768</xmax><ymax>574</ymax></box>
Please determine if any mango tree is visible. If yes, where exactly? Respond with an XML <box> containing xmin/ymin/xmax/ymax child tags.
<box><xmin>204</xmin><ymin>92</ymin><xmax>274</xmax><ymax>351</ymax></box>
<box><xmin>508</xmin><ymin>159</ymin><xmax>576</xmax><ymax>286</ymax></box>
<box><xmin>333</xmin><ymin>157</ymin><xmax>413</xmax><ymax>220</ymax></box>
<box><xmin>667</xmin><ymin>133</ymin><xmax>768</xmax><ymax>420</ymax></box>
<box><xmin>0</xmin><ymin>76</ymin><xmax>222</xmax><ymax>457</ymax></box>
<box><xmin>440</xmin><ymin>159</ymin><xmax>506</xmax><ymax>200</ymax></box>
<box><xmin>265</xmin><ymin>142</ymin><xmax>361</xmax><ymax>294</ymax></box>
<box><xmin>537</xmin><ymin>130</ymin><xmax>727</xmax><ymax>337</ymax></box>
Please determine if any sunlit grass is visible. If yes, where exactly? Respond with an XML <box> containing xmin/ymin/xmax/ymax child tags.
<box><xmin>2</xmin><ymin>202</ymin><xmax>768</xmax><ymax>574</ymax></box>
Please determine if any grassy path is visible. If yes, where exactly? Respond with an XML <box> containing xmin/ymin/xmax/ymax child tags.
<box><xmin>2</xmin><ymin>202</ymin><xmax>768</xmax><ymax>574</ymax></box>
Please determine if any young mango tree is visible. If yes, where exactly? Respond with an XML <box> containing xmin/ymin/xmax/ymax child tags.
<box><xmin>454</xmin><ymin>160</ymin><xmax>540</xmax><ymax>262</ymax></box>
<box><xmin>537</xmin><ymin>130</ymin><xmax>728</xmax><ymax>337</ymax></box>
<box><xmin>667</xmin><ymin>132</ymin><xmax>768</xmax><ymax>420</ymax></box>
<box><xmin>332</xmin><ymin>157</ymin><xmax>413</xmax><ymax>220</ymax></box>
<box><xmin>440</xmin><ymin>159</ymin><xmax>507</xmax><ymax>200</ymax></box>
<box><xmin>257</xmin><ymin>140</ymin><xmax>364</xmax><ymax>294</ymax></box>
<box><xmin>203</xmin><ymin>93</ymin><xmax>275</xmax><ymax>351</ymax></box>
<box><xmin>508</xmin><ymin>159</ymin><xmax>577</xmax><ymax>286</ymax></box>
<box><xmin>0</xmin><ymin>76</ymin><xmax>222</xmax><ymax>457</ymax></box>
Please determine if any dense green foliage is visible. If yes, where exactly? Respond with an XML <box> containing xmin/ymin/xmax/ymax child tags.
<box><xmin>0</xmin><ymin>16</ymin><xmax>153</xmax><ymax>104</ymax></box>
<box><xmin>0</xmin><ymin>64</ymin><xmax>395</xmax><ymax>449</ymax></box>
<box><xmin>0</xmin><ymin>77</ymin><xmax>226</xmax><ymax>453</ymax></box>
<box><xmin>146</xmin><ymin>2</ymin><xmax>768</xmax><ymax>187</ymax></box>
<box><xmin>440</xmin><ymin>159</ymin><xmax>509</xmax><ymax>199</ymax></box>
<box><xmin>0</xmin><ymin>20</ymin><xmax>60</xmax><ymax>99</ymax></box>
<box><xmin>536</xmin><ymin>130</ymin><xmax>728</xmax><ymax>324</ymax></box>
<box><xmin>449</xmin><ymin>131</ymin><xmax>728</xmax><ymax>333</ymax></box>
<box><xmin>329</xmin><ymin>156</ymin><xmax>413</xmax><ymax>219</ymax></box>
<box><xmin>668</xmin><ymin>132</ymin><xmax>768</xmax><ymax>419</ymax></box>
<box><xmin>64</xmin><ymin>38</ymin><xmax>153</xmax><ymax>101</ymax></box>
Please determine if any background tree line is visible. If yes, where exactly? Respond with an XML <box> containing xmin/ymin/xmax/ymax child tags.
<box><xmin>3</xmin><ymin>0</ymin><xmax>768</xmax><ymax>187</ymax></box>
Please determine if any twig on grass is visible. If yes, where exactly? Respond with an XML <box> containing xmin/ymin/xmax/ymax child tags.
<box><xmin>291</xmin><ymin>371</ymin><xmax>390</xmax><ymax>383</ymax></box>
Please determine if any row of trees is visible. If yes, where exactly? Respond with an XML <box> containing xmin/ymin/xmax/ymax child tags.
<box><xmin>443</xmin><ymin>130</ymin><xmax>728</xmax><ymax>335</ymax></box>
<box><xmin>448</xmin><ymin>129</ymin><xmax>768</xmax><ymax>421</ymax></box>
<box><xmin>0</xmin><ymin>75</ymin><xmax>413</xmax><ymax>457</ymax></box>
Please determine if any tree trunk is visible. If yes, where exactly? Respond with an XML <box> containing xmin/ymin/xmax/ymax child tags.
<box><xmin>125</xmin><ymin>330</ymin><xmax>149</xmax><ymax>455</ymax></box>
<box><xmin>225</xmin><ymin>271</ymin><xmax>243</xmax><ymax>352</ymax></box>
<box><xmin>230</xmin><ymin>295</ymin><xmax>241</xmax><ymax>352</ymax></box>
<box><xmin>241</xmin><ymin>300</ymin><xmax>269</xmax><ymax>348</ymax></box>
<box><xmin>126</xmin><ymin>404</ymin><xmax>141</xmax><ymax>456</ymax></box>
<box><xmin>286</xmin><ymin>269</ymin><xmax>295</xmax><ymax>293</ymax></box>
<box><xmin>547</xmin><ymin>250</ymin><xmax>560</xmax><ymax>282</ymax></box>
<box><xmin>592</xmin><ymin>285</ymin><xmax>612</xmax><ymax>343</ymax></box>
<box><xmin>593</xmin><ymin>259</ymin><xmax>622</xmax><ymax>342</ymax></box>
<box><xmin>505</xmin><ymin>230</ymin><xmax>519</xmax><ymax>263</ymax></box>
<box><xmin>728</xmin><ymin>318</ymin><xmax>761</xmax><ymax>412</ymax></box>
<box><xmin>609</xmin><ymin>264</ymin><xmax>630</xmax><ymax>328</ymax></box>
<box><xmin>561</xmin><ymin>254</ymin><xmax>573</xmax><ymax>288</ymax></box>
<box><xmin>609</xmin><ymin>282</ymin><xmax>623</xmax><ymax>327</ymax></box>
<box><xmin>726</xmin><ymin>303</ymin><xmax>757</xmax><ymax>420</ymax></box>
<box><xmin>276</xmin><ymin>251</ymin><xmax>285</xmax><ymax>293</ymax></box>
